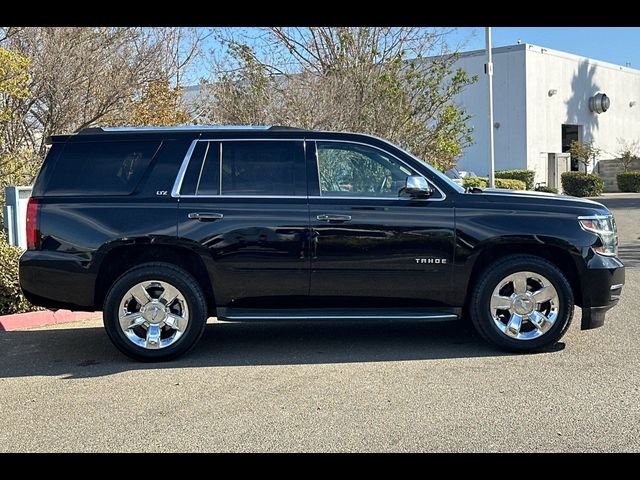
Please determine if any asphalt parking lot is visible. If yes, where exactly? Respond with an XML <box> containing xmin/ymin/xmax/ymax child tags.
<box><xmin>1</xmin><ymin>194</ymin><xmax>639</xmax><ymax>452</ymax></box>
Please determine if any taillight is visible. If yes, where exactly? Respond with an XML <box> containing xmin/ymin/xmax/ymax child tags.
<box><xmin>26</xmin><ymin>197</ymin><xmax>40</xmax><ymax>250</ymax></box>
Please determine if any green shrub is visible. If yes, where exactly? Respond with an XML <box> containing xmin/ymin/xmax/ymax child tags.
<box><xmin>0</xmin><ymin>231</ymin><xmax>40</xmax><ymax>315</ymax></box>
<box><xmin>561</xmin><ymin>172</ymin><xmax>604</xmax><ymax>197</ymax></box>
<box><xmin>617</xmin><ymin>171</ymin><xmax>640</xmax><ymax>192</ymax></box>
<box><xmin>462</xmin><ymin>177</ymin><xmax>488</xmax><ymax>188</ymax></box>
<box><xmin>462</xmin><ymin>177</ymin><xmax>526</xmax><ymax>190</ymax></box>
<box><xmin>495</xmin><ymin>169</ymin><xmax>535</xmax><ymax>190</ymax></box>
<box><xmin>534</xmin><ymin>185</ymin><xmax>559</xmax><ymax>194</ymax></box>
<box><xmin>495</xmin><ymin>178</ymin><xmax>526</xmax><ymax>190</ymax></box>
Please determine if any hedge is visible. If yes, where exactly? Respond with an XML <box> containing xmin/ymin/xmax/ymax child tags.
<box><xmin>462</xmin><ymin>177</ymin><xmax>526</xmax><ymax>190</ymax></box>
<box><xmin>560</xmin><ymin>172</ymin><xmax>604</xmax><ymax>197</ymax></box>
<box><xmin>462</xmin><ymin>177</ymin><xmax>488</xmax><ymax>188</ymax></box>
<box><xmin>0</xmin><ymin>231</ymin><xmax>40</xmax><ymax>315</ymax></box>
<box><xmin>617</xmin><ymin>171</ymin><xmax>640</xmax><ymax>192</ymax></box>
<box><xmin>495</xmin><ymin>169</ymin><xmax>535</xmax><ymax>190</ymax></box>
<box><xmin>496</xmin><ymin>178</ymin><xmax>527</xmax><ymax>190</ymax></box>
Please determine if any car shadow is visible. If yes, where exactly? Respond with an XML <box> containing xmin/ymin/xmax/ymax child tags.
<box><xmin>0</xmin><ymin>320</ymin><xmax>565</xmax><ymax>379</ymax></box>
<box><xmin>618</xmin><ymin>243</ymin><xmax>640</xmax><ymax>268</ymax></box>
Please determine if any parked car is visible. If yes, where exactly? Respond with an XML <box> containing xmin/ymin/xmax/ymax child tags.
<box><xmin>445</xmin><ymin>168</ymin><xmax>477</xmax><ymax>186</ymax></box>
<box><xmin>20</xmin><ymin>126</ymin><xmax>625</xmax><ymax>361</ymax></box>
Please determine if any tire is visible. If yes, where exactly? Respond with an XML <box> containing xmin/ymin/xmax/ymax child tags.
<box><xmin>103</xmin><ymin>262</ymin><xmax>208</xmax><ymax>362</ymax></box>
<box><xmin>469</xmin><ymin>255</ymin><xmax>574</xmax><ymax>352</ymax></box>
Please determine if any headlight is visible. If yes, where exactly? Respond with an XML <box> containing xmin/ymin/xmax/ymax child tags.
<box><xmin>578</xmin><ymin>214</ymin><xmax>618</xmax><ymax>256</ymax></box>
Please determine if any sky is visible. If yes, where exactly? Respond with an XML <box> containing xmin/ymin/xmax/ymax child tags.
<box><xmin>448</xmin><ymin>27</ymin><xmax>640</xmax><ymax>69</ymax></box>
<box><xmin>195</xmin><ymin>27</ymin><xmax>640</xmax><ymax>83</ymax></box>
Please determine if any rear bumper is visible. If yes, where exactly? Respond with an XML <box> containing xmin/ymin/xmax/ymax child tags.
<box><xmin>19</xmin><ymin>250</ymin><xmax>96</xmax><ymax>311</ymax></box>
<box><xmin>579</xmin><ymin>253</ymin><xmax>625</xmax><ymax>330</ymax></box>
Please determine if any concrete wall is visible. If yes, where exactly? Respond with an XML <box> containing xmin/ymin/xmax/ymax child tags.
<box><xmin>524</xmin><ymin>45</ymin><xmax>640</xmax><ymax>185</ymax></box>
<box><xmin>454</xmin><ymin>44</ymin><xmax>640</xmax><ymax>186</ymax></box>
<box><xmin>453</xmin><ymin>45</ymin><xmax>528</xmax><ymax>176</ymax></box>
<box><xmin>596</xmin><ymin>158</ymin><xmax>640</xmax><ymax>192</ymax></box>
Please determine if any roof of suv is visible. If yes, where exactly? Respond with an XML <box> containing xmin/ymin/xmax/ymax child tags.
<box><xmin>47</xmin><ymin>125</ymin><xmax>384</xmax><ymax>145</ymax></box>
<box><xmin>47</xmin><ymin>125</ymin><xmax>318</xmax><ymax>143</ymax></box>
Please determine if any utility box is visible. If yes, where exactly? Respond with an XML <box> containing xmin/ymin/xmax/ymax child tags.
<box><xmin>3</xmin><ymin>186</ymin><xmax>33</xmax><ymax>250</ymax></box>
<box><xmin>547</xmin><ymin>153</ymin><xmax>571</xmax><ymax>192</ymax></box>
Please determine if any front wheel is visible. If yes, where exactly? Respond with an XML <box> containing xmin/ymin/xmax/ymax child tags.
<box><xmin>103</xmin><ymin>262</ymin><xmax>208</xmax><ymax>361</ymax></box>
<box><xmin>469</xmin><ymin>255</ymin><xmax>574</xmax><ymax>352</ymax></box>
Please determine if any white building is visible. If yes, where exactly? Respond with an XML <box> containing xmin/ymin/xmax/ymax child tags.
<box><xmin>453</xmin><ymin>43</ymin><xmax>640</xmax><ymax>187</ymax></box>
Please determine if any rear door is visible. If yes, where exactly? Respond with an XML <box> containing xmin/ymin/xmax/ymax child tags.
<box><xmin>176</xmin><ymin>139</ymin><xmax>310</xmax><ymax>307</ymax></box>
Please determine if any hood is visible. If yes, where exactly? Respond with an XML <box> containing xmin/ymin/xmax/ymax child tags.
<box><xmin>475</xmin><ymin>188</ymin><xmax>609</xmax><ymax>212</ymax></box>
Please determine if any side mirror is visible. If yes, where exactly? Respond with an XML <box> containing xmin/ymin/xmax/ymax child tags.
<box><xmin>401</xmin><ymin>175</ymin><xmax>433</xmax><ymax>198</ymax></box>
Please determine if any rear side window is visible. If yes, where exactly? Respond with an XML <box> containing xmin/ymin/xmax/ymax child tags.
<box><xmin>180</xmin><ymin>140</ymin><xmax>306</xmax><ymax>196</ymax></box>
<box><xmin>31</xmin><ymin>143</ymin><xmax>64</xmax><ymax>197</ymax></box>
<box><xmin>180</xmin><ymin>142</ymin><xmax>220</xmax><ymax>196</ymax></box>
<box><xmin>221</xmin><ymin>141</ymin><xmax>305</xmax><ymax>196</ymax></box>
<box><xmin>45</xmin><ymin>140</ymin><xmax>161</xmax><ymax>196</ymax></box>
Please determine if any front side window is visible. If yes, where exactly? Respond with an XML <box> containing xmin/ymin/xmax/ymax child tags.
<box><xmin>316</xmin><ymin>141</ymin><xmax>415</xmax><ymax>198</ymax></box>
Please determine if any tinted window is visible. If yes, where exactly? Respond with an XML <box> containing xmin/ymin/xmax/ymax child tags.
<box><xmin>180</xmin><ymin>142</ymin><xmax>220</xmax><ymax>195</ymax></box>
<box><xmin>316</xmin><ymin>142</ymin><xmax>414</xmax><ymax>197</ymax></box>
<box><xmin>46</xmin><ymin>141</ymin><xmax>160</xmax><ymax>195</ymax></box>
<box><xmin>221</xmin><ymin>141</ymin><xmax>305</xmax><ymax>196</ymax></box>
<box><xmin>32</xmin><ymin>143</ymin><xmax>64</xmax><ymax>197</ymax></box>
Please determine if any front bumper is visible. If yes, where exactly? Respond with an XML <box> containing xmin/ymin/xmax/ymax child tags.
<box><xmin>579</xmin><ymin>253</ymin><xmax>625</xmax><ymax>330</ymax></box>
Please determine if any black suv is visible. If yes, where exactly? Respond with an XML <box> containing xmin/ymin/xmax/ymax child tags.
<box><xmin>20</xmin><ymin>126</ymin><xmax>625</xmax><ymax>361</ymax></box>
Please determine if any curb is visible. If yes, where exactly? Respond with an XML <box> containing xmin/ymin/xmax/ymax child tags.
<box><xmin>0</xmin><ymin>310</ymin><xmax>100</xmax><ymax>332</ymax></box>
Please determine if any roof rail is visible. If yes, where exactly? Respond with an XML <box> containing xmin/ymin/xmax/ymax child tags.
<box><xmin>78</xmin><ymin>127</ymin><xmax>105</xmax><ymax>134</ymax></box>
<box><xmin>76</xmin><ymin>125</ymin><xmax>307</xmax><ymax>134</ymax></box>
<box><xmin>268</xmin><ymin>125</ymin><xmax>305</xmax><ymax>131</ymax></box>
<box><xmin>99</xmin><ymin>125</ymin><xmax>273</xmax><ymax>132</ymax></box>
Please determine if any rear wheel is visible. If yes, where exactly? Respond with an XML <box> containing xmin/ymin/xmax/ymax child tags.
<box><xmin>103</xmin><ymin>262</ymin><xmax>207</xmax><ymax>361</ymax></box>
<box><xmin>469</xmin><ymin>255</ymin><xmax>574</xmax><ymax>352</ymax></box>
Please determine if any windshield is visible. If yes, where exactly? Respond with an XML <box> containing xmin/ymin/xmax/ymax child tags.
<box><xmin>390</xmin><ymin>144</ymin><xmax>466</xmax><ymax>193</ymax></box>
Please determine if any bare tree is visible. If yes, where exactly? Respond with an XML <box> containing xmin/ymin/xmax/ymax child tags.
<box><xmin>149</xmin><ymin>27</ymin><xmax>212</xmax><ymax>87</ymax></box>
<box><xmin>1</xmin><ymin>27</ymin><xmax>206</xmax><ymax>161</ymax></box>
<box><xmin>206</xmin><ymin>27</ymin><xmax>476</xmax><ymax>171</ymax></box>
<box><xmin>616</xmin><ymin>138</ymin><xmax>640</xmax><ymax>171</ymax></box>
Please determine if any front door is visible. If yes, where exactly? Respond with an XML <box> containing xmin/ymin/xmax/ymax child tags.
<box><xmin>307</xmin><ymin>140</ymin><xmax>455</xmax><ymax>309</ymax></box>
<box><xmin>176</xmin><ymin>139</ymin><xmax>310</xmax><ymax>307</ymax></box>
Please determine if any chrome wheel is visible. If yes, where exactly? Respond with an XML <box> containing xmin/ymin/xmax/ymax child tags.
<box><xmin>490</xmin><ymin>271</ymin><xmax>559</xmax><ymax>341</ymax></box>
<box><xmin>118</xmin><ymin>280</ymin><xmax>189</xmax><ymax>349</ymax></box>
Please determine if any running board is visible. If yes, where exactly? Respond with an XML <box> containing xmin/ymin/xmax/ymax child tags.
<box><xmin>216</xmin><ymin>308</ymin><xmax>459</xmax><ymax>322</ymax></box>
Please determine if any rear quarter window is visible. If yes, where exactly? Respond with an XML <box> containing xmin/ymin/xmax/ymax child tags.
<box><xmin>44</xmin><ymin>140</ymin><xmax>161</xmax><ymax>196</ymax></box>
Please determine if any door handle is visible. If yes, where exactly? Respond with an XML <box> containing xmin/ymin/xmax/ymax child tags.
<box><xmin>188</xmin><ymin>212</ymin><xmax>224</xmax><ymax>221</ymax></box>
<box><xmin>316</xmin><ymin>214</ymin><xmax>352</xmax><ymax>222</ymax></box>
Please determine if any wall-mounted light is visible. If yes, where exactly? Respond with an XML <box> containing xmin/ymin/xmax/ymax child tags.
<box><xmin>548</xmin><ymin>89</ymin><xmax>558</xmax><ymax>97</ymax></box>
<box><xmin>630</xmin><ymin>101</ymin><xmax>637</xmax><ymax>107</ymax></box>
